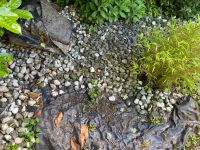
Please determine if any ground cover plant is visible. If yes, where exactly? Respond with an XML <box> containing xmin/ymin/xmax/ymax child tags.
<box><xmin>0</xmin><ymin>52</ymin><xmax>13</xmax><ymax>78</ymax></box>
<box><xmin>74</xmin><ymin>0</ymin><xmax>146</xmax><ymax>24</ymax></box>
<box><xmin>5</xmin><ymin>118</ymin><xmax>40</xmax><ymax>150</ymax></box>
<box><xmin>0</xmin><ymin>0</ymin><xmax>33</xmax><ymax>36</ymax></box>
<box><xmin>132</xmin><ymin>19</ymin><xmax>200</xmax><ymax>93</ymax></box>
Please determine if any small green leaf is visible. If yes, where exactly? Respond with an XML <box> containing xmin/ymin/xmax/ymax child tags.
<box><xmin>0</xmin><ymin>17</ymin><xmax>21</xmax><ymax>34</ymax></box>
<box><xmin>8</xmin><ymin>0</ymin><xmax>22</xmax><ymax>9</ymax></box>
<box><xmin>0</xmin><ymin>7</ymin><xmax>18</xmax><ymax>17</ymax></box>
<box><xmin>121</xmin><ymin>6</ymin><xmax>130</xmax><ymax>13</ymax></box>
<box><xmin>0</xmin><ymin>52</ymin><xmax>13</xmax><ymax>63</ymax></box>
<box><xmin>0</xmin><ymin>64</ymin><xmax>9</xmax><ymax>78</ymax></box>
<box><xmin>12</xmin><ymin>9</ymin><xmax>33</xmax><ymax>19</ymax></box>
<box><xmin>35</xmin><ymin>127</ymin><xmax>40</xmax><ymax>132</ymax></box>
<box><xmin>120</xmin><ymin>12</ymin><xmax>126</xmax><ymax>18</ymax></box>
<box><xmin>35</xmin><ymin>138</ymin><xmax>40</xmax><ymax>143</ymax></box>
<box><xmin>89</xmin><ymin>2</ymin><xmax>96</xmax><ymax>11</ymax></box>
<box><xmin>100</xmin><ymin>10</ymin><xmax>107</xmax><ymax>19</ymax></box>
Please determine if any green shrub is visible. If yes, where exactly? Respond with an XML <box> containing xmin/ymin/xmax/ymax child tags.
<box><xmin>145</xmin><ymin>0</ymin><xmax>200</xmax><ymax>19</ymax></box>
<box><xmin>133</xmin><ymin>19</ymin><xmax>200</xmax><ymax>93</ymax></box>
<box><xmin>75</xmin><ymin>0</ymin><xmax>146</xmax><ymax>24</ymax></box>
<box><xmin>0</xmin><ymin>52</ymin><xmax>13</xmax><ymax>78</ymax></box>
<box><xmin>0</xmin><ymin>0</ymin><xmax>33</xmax><ymax>36</ymax></box>
<box><xmin>51</xmin><ymin>0</ymin><xmax>72</xmax><ymax>7</ymax></box>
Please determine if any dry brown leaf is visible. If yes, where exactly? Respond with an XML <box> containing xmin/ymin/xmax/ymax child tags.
<box><xmin>28</xmin><ymin>92</ymin><xmax>40</xmax><ymax>99</ymax></box>
<box><xmin>34</xmin><ymin>110</ymin><xmax>42</xmax><ymax>118</ymax></box>
<box><xmin>80</xmin><ymin>124</ymin><xmax>89</xmax><ymax>139</ymax></box>
<box><xmin>54</xmin><ymin>112</ymin><xmax>63</xmax><ymax>127</ymax></box>
<box><xmin>70</xmin><ymin>137</ymin><xmax>78</xmax><ymax>150</ymax></box>
<box><xmin>78</xmin><ymin>133</ymin><xmax>85</xmax><ymax>148</ymax></box>
<box><xmin>48</xmin><ymin>69</ymin><xmax>52</xmax><ymax>74</ymax></box>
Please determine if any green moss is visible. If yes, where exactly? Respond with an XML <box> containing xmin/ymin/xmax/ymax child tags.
<box><xmin>184</xmin><ymin>132</ymin><xmax>199</xmax><ymax>150</ymax></box>
<box><xmin>149</xmin><ymin>116</ymin><xmax>162</xmax><ymax>125</ymax></box>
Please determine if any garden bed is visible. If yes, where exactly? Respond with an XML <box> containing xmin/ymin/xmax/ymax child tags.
<box><xmin>0</xmin><ymin>0</ymin><xmax>200</xmax><ymax>150</ymax></box>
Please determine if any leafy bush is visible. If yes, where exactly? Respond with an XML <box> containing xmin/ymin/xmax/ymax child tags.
<box><xmin>133</xmin><ymin>19</ymin><xmax>200</xmax><ymax>93</ymax></box>
<box><xmin>52</xmin><ymin>0</ymin><xmax>72</xmax><ymax>7</ymax></box>
<box><xmin>0</xmin><ymin>52</ymin><xmax>13</xmax><ymax>78</ymax></box>
<box><xmin>145</xmin><ymin>0</ymin><xmax>200</xmax><ymax>19</ymax></box>
<box><xmin>75</xmin><ymin>0</ymin><xmax>146</xmax><ymax>24</ymax></box>
<box><xmin>0</xmin><ymin>0</ymin><xmax>33</xmax><ymax>36</ymax></box>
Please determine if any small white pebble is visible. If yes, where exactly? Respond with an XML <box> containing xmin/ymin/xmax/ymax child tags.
<box><xmin>109</xmin><ymin>96</ymin><xmax>116</xmax><ymax>102</ymax></box>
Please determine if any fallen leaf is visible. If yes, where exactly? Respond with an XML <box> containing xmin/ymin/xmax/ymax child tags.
<box><xmin>54</xmin><ymin>112</ymin><xmax>63</xmax><ymax>127</ymax></box>
<box><xmin>78</xmin><ymin>133</ymin><xmax>85</xmax><ymax>148</ymax></box>
<box><xmin>28</xmin><ymin>92</ymin><xmax>40</xmax><ymax>99</ymax></box>
<box><xmin>80</xmin><ymin>124</ymin><xmax>89</xmax><ymax>139</ymax></box>
<box><xmin>70</xmin><ymin>137</ymin><xmax>78</xmax><ymax>150</ymax></box>
<box><xmin>34</xmin><ymin>110</ymin><xmax>42</xmax><ymax>118</ymax></box>
<box><xmin>48</xmin><ymin>69</ymin><xmax>52</xmax><ymax>74</ymax></box>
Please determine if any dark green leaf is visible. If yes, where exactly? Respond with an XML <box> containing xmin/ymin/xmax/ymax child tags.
<box><xmin>100</xmin><ymin>10</ymin><xmax>107</xmax><ymax>19</ymax></box>
<box><xmin>0</xmin><ymin>28</ymin><xmax>4</xmax><ymax>37</ymax></box>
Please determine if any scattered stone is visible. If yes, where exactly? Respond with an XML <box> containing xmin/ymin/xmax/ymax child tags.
<box><xmin>53</xmin><ymin>80</ymin><xmax>61</xmax><ymax>86</ymax></box>
<box><xmin>0</xmin><ymin>86</ymin><xmax>9</xmax><ymax>92</ymax></box>
<box><xmin>1</xmin><ymin>124</ymin><xmax>8</xmax><ymax>131</ymax></box>
<box><xmin>90</xmin><ymin>67</ymin><xmax>95</xmax><ymax>73</ymax></box>
<box><xmin>27</xmin><ymin>58</ymin><xmax>33</xmax><ymax>64</ymax></box>
<box><xmin>52</xmin><ymin>91</ymin><xmax>58</xmax><ymax>97</ymax></box>
<box><xmin>6</xmin><ymin>127</ymin><xmax>14</xmax><ymax>134</ymax></box>
<box><xmin>134</xmin><ymin>99</ymin><xmax>139</xmax><ymax>104</ymax></box>
<box><xmin>65</xmin><ymin>81</ymin><xmax>71</xmax><ymax>87</ymax></box>
<box><xmin>15</xmin><ymin>137</ymin><xmax>23</xmax><ymax>144</ymax></box>
<box><xmin>28</xmin><ymin>100</ymin><xmax>36</xmax><ymax>106</ymax></box>
<box><xmin>109</xmin><ymin>96</ymin><xmax>116</xmax><ymax>102</ymax></box>
<box><xmin>4</xmin><ymin>135</ymin><xmax>12</xmax><ymax>141</ymax></box>
<box><xmin>0</xmin><ymin>98</ymin><xmax>7</xmax><ymax>103</ymax></box>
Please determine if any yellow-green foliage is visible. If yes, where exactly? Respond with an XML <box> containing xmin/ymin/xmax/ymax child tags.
<box><xmin>134</xmin><ymin>19</ymin><xmax>200</xmax><ymax>93</ymax></box>
<box><xmin>0</xmin><ymin>0</ymin><xmax>33</xmax><ymax>36</ymax></box>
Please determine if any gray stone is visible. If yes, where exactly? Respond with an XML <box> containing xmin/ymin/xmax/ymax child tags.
<box><xmin>27</xmin><ymin>58</ymin><xmax>34</xmax><ymax>64</ymax></box>
<box><xmin>50</xmin><ymin>84</ymin><xmax>57</xmax><ymax>90</ymax></box>
<box><xmin>109</xmin><ymin>96</ymin><xmax>116</xmax><ymax>101</ymax></box>
<box><xmin>21</xmin><ymin>66</ymin><xmax>26</xmax><ymax>74</ymax></box>
<box><xmin>28</xmin><ymin>100</ymin><xmax>36</xmax><ymax>106</ymax></box>
<box><xmin>15</xmin><ymin>137</ymin><xmax>23</xmax><ymax>144</ymax></box>
<box><xmin>19</xmin><ymin>95</ymin><xmax>26</xmax><ymax>100</ymax></box>
<box><xmin>0</xmin><ymin>97</ymin><xmax>7</xmax><ymax>103</ymax></box>
<box><xmin>0</xmin><ymin>86</ymin><xmax>9</xmax><ymax>92</ymax></box>
<box><xmin>157</xmin><ymin>102</ymin><xmax>165</xmax><ymax>108</ymax></box>
<box><xmin>90</xmin><ymin>67</ymin><xmax>95</xmax><ymax>73</ymax></box>
<box><xmin>11</xmin><ymin>107</ymin><xmax>19</xmax><ymax>114</ymax></box>
<box><xmin>53</xmin><ymin>80</ymin><xmax>61</xmax><ymax>86</ymax></box>
<box><xmin>170</xmin><ymin>99</ymin><xmax>176</xmax><ymax>104</ymax></box>
<box><xmin>74</xmin><ymin>81</ymin><xmax>79</xmax><ymax>86</ymax></box>
<box><xmin>134</xmin><ymin>99</ymin><xmax>139</xmax><ymax>104</ymax></box>
<box><xmin>4</xmin><ymin>135</ymin><xmax>12</xmax><ymax>141</ymax></box>
<box><xmin>52</xmin><ymin>91</ymin><xmax>58</xmax><ymax>97</ymax></box>
<box><xmin>1</xmin><ymin>124</ymin><xmax>8</xmax><ymax>131</ymax></box>
<box><xmin>2</xmin><ymin>117</ymin><xmax>13</xmax><ymax>124</ymax></box>
<box><xmin>64</xmin><ymin>81</ymin><xmax>71</xmax><ymax>87</ymax></box>
<box><xmin>6</xmin><ymin>127</ymin><xmax>14</xmax><ymax>134</ymax></box>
